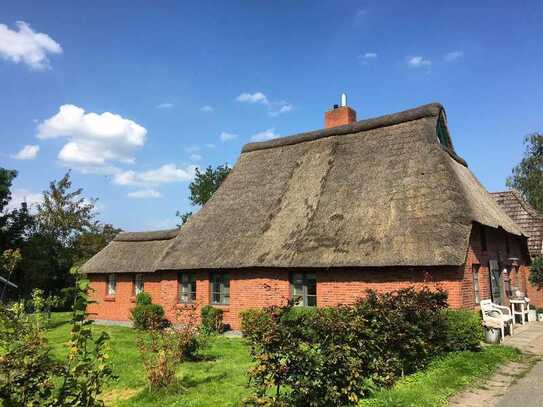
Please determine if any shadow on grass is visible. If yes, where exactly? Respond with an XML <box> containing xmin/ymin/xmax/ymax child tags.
<box><xmin>46</xmin><ymin>318</ymin><xmax>70</xmax><ymax>329</ymax></box>
<box><xmin>126</xmin><ymin>372</ymin><xmax>229</xmax><ymax>403</ymax></box>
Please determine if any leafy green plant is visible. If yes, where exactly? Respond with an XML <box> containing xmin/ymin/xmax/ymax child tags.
<box><xmin>0</xmin><ymin>301</ymin><xmax>58</xmax><ymax>406</ymax></box>
<box><xmin>442</xmin><ymin>309</ymin><xmax>483</xmax><ymax>352</ymax></box>
<box><xmin>136</xmin><ymin>304</ymin><xmax>202</xmax><ymax>390</ymax></box>
<box><xmin>529</xmin><ymin>256</ymin><xmax>543</xmax><ymax>290</ymax></box>
<box><xmin>136</xmin><ymin>291</ymin><xmax>152</xmax><ymax>305</ymax></box>
<box><xmin>130</xmin><ymin>293</ymin><xmax>167</xmax><ymax>330</ymax></box>
<box><xmin>0</xmin><ymin>269</ymin><xmax>114</xmax><ymax>406</ymax></box>
<box><xmin>201</xmin><ymin>305</ymin><xmax>225</xmax><ymax>334</ymax></box>
<box><xmin>242</xmin><ymin>287</ymin><xmax>449</xmax><ymax>406</ymax></box>
<box><xmin>55</xmin><ymin>275</ymin><xmax>116</xmax><ymax>406</ymax></box>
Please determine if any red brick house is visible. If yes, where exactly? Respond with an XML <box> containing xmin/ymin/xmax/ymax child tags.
<box><xmin>82</xmin><ymin>101</ymin><xmax>539</xmax><ymax>329</ymax></box>
<box><xmin>492</xmin><ymin>190</ymin><xmax>543</xmax><ymax>307</ymax></box>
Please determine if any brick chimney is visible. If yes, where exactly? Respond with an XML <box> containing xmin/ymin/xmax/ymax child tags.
<box><xmin>324</xmin><ymin>93</ymin><xmax>357</xmax><ymax>128</ymax></box>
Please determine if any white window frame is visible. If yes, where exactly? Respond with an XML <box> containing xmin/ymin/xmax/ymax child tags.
<box><xmin>134</xmin><ymin>273</ymin><xmax>144</xmax><ymax>296</ymax></box>
<box><xmin>107</xmin><ymin>274</ymin><xmax>116</xmax><ymax>296</ymax></box>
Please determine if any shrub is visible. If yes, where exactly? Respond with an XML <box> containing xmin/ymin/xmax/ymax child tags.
<box><xmin>201</xmin><ymin>305</ymin><xmax>224</xmax><ymax>334</ymax></box>
<box><xmin>442</xmin><ymin>309</ymin><xmax>483</xmax><ymax>352</ymax></box>
<box><xmin>136</xmin><ymin>291</ymin><xmax>152</xmax><ymax>305</ymax></box>
<box><xmin>136</xmin><ymin>305</ymin><xmax>201</xmax><ymax>390</ymax></box>
<box><xmin>55</xmin><ymin>276</ymin><xmax>116</xmax><ymax>406</ymax></box>
<box><xmin>0</xmin><ymin>302</ymin><xmax>58</xmax><ymax>405</ymax></box>
<box><xmin>0</xmin><ymin>270</ymin><xmax>115</xmax><ymax>406</ymax></box>
<box><xmin>243</xmin><ymin>287</ymin><xmax>449</xmax><ymax>406</ymax></box>
<box><xmin>130</xmin><ymin>294</ymin><xmax>167</xmax><ymax>330</ymax></box>
<box><xmin>59</xmin><ymin>287</ymin><xmax>77</xmax><ymax>311</ymax></box>
<box><xmin>529</xmin><ymin>256</ymin><xmax>543</xmax><ymax>290</ymax></box>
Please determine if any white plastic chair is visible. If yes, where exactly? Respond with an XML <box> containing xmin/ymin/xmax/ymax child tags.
<box><xmin>480</xmin><ymin>299</ymin><xmax>514</xmax><ymax>339</ymax></box>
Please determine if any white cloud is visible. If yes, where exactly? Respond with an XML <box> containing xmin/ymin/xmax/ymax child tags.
<box><xmin>444</xmin><ymin>50</ymin><xmax>463</xmax><ymax>62</ymax></box>
<box><xmin>12</xmin><ymin>144</ymin><xmax>39</xmax><ymax>160</ymax></box>
<box><xmin>236</xmin><ymin>92</ymin><xmax>293</xmax><ymax>117</ymax></box>
<box><xmin>251</xmin><ymin>128</ymin><xmax>280</xmax><ymax>142</ymax></box>
<box><xmin>205</xmin><ymin>143</ymin><xmax>215</xmax><ymax>149</ymax></box>
<box><xmin>189</xmin><ymin>153</ymin><xmax>203</xmax><ymax>161</ymax></box>
<box><xmin>220</xmin><ymin>132</ymin><xmax>238</xmax><ymax>142</ymax></box>
<box><xmin>236</xmin><ymin>92</ymin><xmax>269</xmax><ymax>104</ymax></box>
<box><xmin>127</xmin><ymin>189</ymin><xmax>163</xmax><ymax>199</ymax></box>
<box><xmin>156</xmin><ymin>102</ymin><xmax>174</xmax><ymax>109</ymax></box>
<box><xmin>358</xmin><ymin>52</ymin><xmax>378</xmax><ymax>65</ymax></box>
<box><xmin>408</xmin><ymin>56</ymin><xmax>432</xmax><ymax>68</ymax></box>
<box><xmin>237</xmin><ymin>92</ymin><xmax>293</xmax><ymax>117</ymax></box>
<box><xmin>0</xmin><ymin>21</ymin><xmax>62</xmax><ymax>70</ymax></box>
<box><xmin>37</xmin><ymin>104</ymin><xmax>146</xmax><ymax>171</ymax></box>
<box><xmin>269</xmin><ymin>103</ymin><xmax>293</xmax><ymax>117</ymax></box>
<box><xmin>113</xmin><ymin>164</ymin><xmax>196</xmax><ymax>187</ymax></box>
<box><xmin>6</xmin><ymin>189</ymin><xmax>43</xmax><ymax>211</ymax></box>
<box><xmin>200</xmin><ymin>105</ymin><xmax>214</xmax><ymax>112</ymax></box>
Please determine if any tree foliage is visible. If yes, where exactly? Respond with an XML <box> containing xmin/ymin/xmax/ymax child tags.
<box><xmin>176</xmin><ymin>164</ymin><xmax>231</xmax><ymax>226</ymax></box>
<box><xmin>529</xmin><ymin>256</ymin><xmax>543</xmax><ymax>290</ymax></box>
<box><xmin>507</xmin><ymin>133</ymin><xmax>543</xmax><ymax>212</ymax></box>
<box><xmin>0</xmin><ymin>168</ymin><xmax>120</xmax><ymax>298</ymax></box>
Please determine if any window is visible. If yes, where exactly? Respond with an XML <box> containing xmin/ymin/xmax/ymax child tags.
<box><xmin>133</xmin><ymin>273</ymin><xmax>144</xmax><ymax>295</ymax></box>
<box><xmin>472</xmin><ymin>264</ymin><xmax>480</xmax><ymax>304</ymax></box>
<box><xmin>210</xmin><ymin>273</ymin><xmax>229</xmax><ymax>305</ymax></box>
<box><xmin>107</xmin><ymin>274</ymin><xmax>116</xmax><ymax>296</ymax></box>
<box><xmin>179</xmin><ymin>272</ymin><xmax>197</xmax><ymax>303</ymax></box>
<box><xmin>436</xmin><ymin>114</ymin><xmax>451</xmax><ymax>149</ymax></box>
<box><xmin>505</xmin><ymin>235</ymin><xmax>510</xmax><ymax>256</ymax></box>
<box><xmin>290</xmin><ymin>272</ymin><xmax>317</xmax><ymax>307</ymax></box>
<box><xmin>480</xmin><ymin>226</ymin><xmax>487</xmax><ymax>251</ymax></box>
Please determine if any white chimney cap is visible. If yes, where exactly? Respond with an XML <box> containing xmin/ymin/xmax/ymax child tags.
<box><xmin>340</xmin><ymin>93</ymin><xmax>347</xmax><ymax>107</ymax></box>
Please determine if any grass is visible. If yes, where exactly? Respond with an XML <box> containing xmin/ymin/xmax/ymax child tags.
<box><xmin>43</xmin><ymin>313</ymin><xmax>520</xmax><ymax>406</ymax></box>
<box><xmin>45</xmin><ymin>313</ymin><xmax>253</xmax><ymax>406</ymax></box>
<box><xmin>361</xmin><ymin>346</ymin><xmax>521</xmax><ymax>407</ymax></box>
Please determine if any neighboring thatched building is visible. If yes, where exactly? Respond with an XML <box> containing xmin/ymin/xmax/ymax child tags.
<box><xmin>492</xmin><ymin>190</ymin><xmax>543</xmax><ymax>307</ymax></box>
<box><xmin>83</xmin><ymin>100</ymin><xmax>540</xmax><ymax>328</ymax></box>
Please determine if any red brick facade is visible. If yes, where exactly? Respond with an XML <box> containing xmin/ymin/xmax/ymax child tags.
<box><xmin>87</xmin><ymin>224</ymin><xmax>543</xmax><ymax>330</ymax></box>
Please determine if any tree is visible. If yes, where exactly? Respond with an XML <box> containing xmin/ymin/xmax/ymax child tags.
<box><xmin>0</xmin><ymin>168</ymin><xmax>17</xmax><ymax>213</ymax></box>
<box><xmin>74</xmin><ymin>223</ymin><xmax>122</xmax><ymax>265</ymax></box>
<box><xmin>176</xmin><ymin>164</ymin><xmax>231</xmax><ymax>226</ymax></box>
<box><xmin>507</xmin><ymin>133</ymin><xmax>543</xmax><ymax>212</ymax></box>
<box><xmin>16</xmin><ymin>172</ymin><xmax>100</xmax><ymax>295</ymax></box>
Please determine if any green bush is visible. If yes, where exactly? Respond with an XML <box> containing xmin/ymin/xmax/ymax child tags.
<box><xmin>529</xmin><ymin>256</ymin><xmax>543</xmax><ymax>290</ymax></box>
<box><xmin>242</xmin><ymin>287</ymin><xmax>449</xmax><ymax>406</ymax></box>
<box><xmin>201</xmin><ymin>305</ymin><xmax>224</xmax><ymax>334</ymax></box>
<box><xmin>136</xmin><ymin>292</ymin><xmax>152</xmax><ymax>305</ymax></box>
<box><xmin>130</xmin><ymin>294</ymin><xmax>167</xmax><ymax>330</ymax></box>
<box><xmin>442</xmin><ymin>309</ymin><xmax>483</xmax><ymax>352</ymax></box>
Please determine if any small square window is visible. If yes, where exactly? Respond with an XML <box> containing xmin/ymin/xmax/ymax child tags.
<box><xmin>179</xmin><ymin>272</ymin><xmax>197</xmax><ymax>303</ymax></box>
<box><xmin>107</xmin><ymin>274</ymin><xmax>116</xmax><ymax>296</ymax></box>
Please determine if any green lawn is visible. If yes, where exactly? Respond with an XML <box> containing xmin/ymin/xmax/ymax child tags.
<box><xmin>44</xmin><ymin>313</ymin><xmax>520</xmax><ymax>406</ymax></box>
<box><xmin>45</xmin><ymin>313</ymin><xmax>253</xmax><ymax>406</ymax></box>
<box><xmin>362</xmin><ymin>346</ymin><xmax>521</xmax><ymax>407</ymax></box>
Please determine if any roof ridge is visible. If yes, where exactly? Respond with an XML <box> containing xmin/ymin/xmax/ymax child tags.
<box><xmin>242</xmin><ymin>102</ymin><xmax>443</xmax><ymax>153</ymax></box>
<box><xmin>114</xmin><ymin>228</ymin><xmax>179</xmax><ymax>242</ymax></box>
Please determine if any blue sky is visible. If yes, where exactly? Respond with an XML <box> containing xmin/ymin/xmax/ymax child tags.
<box><xmin>1</xmin><ymin>1</ymin><xmax>542</xmax><ymax>231</ymax></box>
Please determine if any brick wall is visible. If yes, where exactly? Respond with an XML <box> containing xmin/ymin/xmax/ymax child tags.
<box><xmin>87</xmin><ymin>223</ymin><xmax>541</xmax><ymax>330</ymax></box>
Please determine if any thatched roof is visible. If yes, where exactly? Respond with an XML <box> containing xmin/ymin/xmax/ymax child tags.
<box><xmin>491</xmin><ymin>190</ymin><xmax>543</xmax><ymax>257</ymax></box>
<box><xmin>81</xmin><ymin>229</ymin><xmax>178</xmax><ymax>274</ymax></box>
<box><xmin>156</xmin><ymin>103</ymin><xmax>524</xmax><ymax>270</ymax></box>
